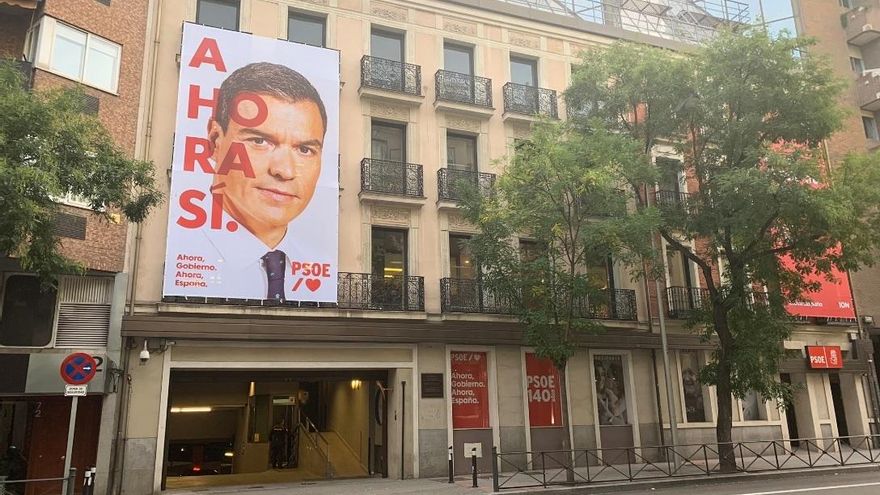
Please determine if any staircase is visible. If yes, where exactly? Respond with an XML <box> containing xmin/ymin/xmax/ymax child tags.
<box><xmin>297</xmin><ymin>413</ymin><xmax>369</xmax><ymax>479</ymax></box>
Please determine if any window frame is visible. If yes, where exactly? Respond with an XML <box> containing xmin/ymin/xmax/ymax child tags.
<box><xmin>0</xmin><ymin>273</ymin><xmax>60</xmax><ymax>348</ymax></box>
<box><xmin>443</xmin><ymin>41</ymin><xmax>474</xmax><ymax>75</ymax></box>
<box><xmin>370</xmin><ymin>28</ymin><xmax>405</xmax><ymax>63</ymax></box>
<box><xmin>196</xmin><ymin>0</ymin><xmax>241</xmax><ymax>31</ymax></box>
<box><xmin>36</xmin><ymin>17</ymin><xmax>122</xmax><ymax>94</ymax></box>
<box><xmin>863</xmin><ymin>116</ymin><xmax>879</xmax><ymax>141</ymax></box>
<box><xmin>510</xmin><ymin>55</ymin><xmax>538</xmax><ymax>87</ymax></box>
<box><xmin>850</xmin><ymin>56</ymin><xmax>865</xmax><ymax>76</ymax></box>
<box><xmin>287</xmin><ymin>9</ymin><xmax>326</xmax><ymax>48</ymax></box>
<box><xmin>370</xmin><ymin>119</ymin><xmax>407</xmax><ymax>163</ymax></box>
<box><xmin>446</xmin><ymin>132</ymin><xmax>479</xmax><ymax>171</ymax></box>
<box><xmin>676</xmin><ymin>350</ymin><xmax>714</xmax><ymax>425</ymax></box>
<box><xmin>370</xmin><ymin>226</ymin><xmax>409</xmax><ymax>279</ymax></box>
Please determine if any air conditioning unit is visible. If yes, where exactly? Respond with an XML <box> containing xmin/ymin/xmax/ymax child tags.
<box><xmin>864</xmin><ymin>68</ymin><xmax>880</xmax><ymax>79</ymax></box>
<box><xmin>864</xmin><ymin>24</ymin><xmax>874</xmax><ymax>32</ymax></box>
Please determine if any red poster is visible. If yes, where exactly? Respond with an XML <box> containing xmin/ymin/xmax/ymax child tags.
<box><xmin>779</xmin><ymin>254</ymin><xmax>855</xmax><ymax>319</ymax></box>
<box><xmin>525</xmin><ymin>353</ymin><xmax>563</xmax><ymax>427</ymax></box>
<box><xmin>451</xmin><ymin>351</ymin><xmax>490</xmax><ymax>429</ymax></box>
<box><xmin>807</xmin><ymin>346</ymin><xmax>843</xmax><ymax>369</ymax></box>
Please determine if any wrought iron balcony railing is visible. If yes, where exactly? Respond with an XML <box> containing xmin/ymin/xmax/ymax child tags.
<box><xmin>360</xmin><ymin>55</ymin><xmax>421</xmax><ymax>96</ymax></box>
<box><xmin>360</xmin><ymin>158</ymin><xmax>424</xmax><ymax>197</ymax></box>
<box><xmin>666</xmin><ymin>286</ymin><xmax>709</xmax><ymax>318</ymax></box>
<box><xmin>338</xmin><ymin>272</ymin><xmax>424</xmax><ymax>312</ymax></box>
<box><xmin>440</xmin><ymin>278</ymin><xmax>514</xmax><ymax>314</ymax></box>
<box><xmin>435</xmin><ymin>70</ymin><xmax>493</xmax><ymax>108</ymax></box>
<box><xmin>654</xmin><ymin>189</ymin><xmax>693</xmax><ymax>208</ymax></box>
<box><xmin>440</xmin><ymin>278</ymin><xmax>637</xmax><ymax>321</ymax></box>
<box><xmin>437</xmin><ymin>168</ymin><xmax>495</xmax><ymax>202</ymax></box>
<box><xmin>502</xmin><ymin>82</ymin><xmax>558</xmax><ymax>118</ymax></box>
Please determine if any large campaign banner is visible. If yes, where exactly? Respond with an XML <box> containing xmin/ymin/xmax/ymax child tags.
<box><xmin>525</xmin><ymin>353</ymin><xmax>563</xmax><ymax>427</ymax></box>
<box><xmin>779</xmin><ymin>254</ymin><xmax>855</xmax><ymax>319</ymax></box>
<box><xmin>163</xmin><ymin>24</ymin><xmax>339</xmax><ymax>302</ymax></box>
<box><xmin>451</xmin><ymin>351</ymin><xmax>490</xmax><ymax>429</ymax></box>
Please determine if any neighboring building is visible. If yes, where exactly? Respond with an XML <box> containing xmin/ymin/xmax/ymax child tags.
<box><xmin>118</xmin><ymin>0</ymin><xmax>874</xmax><ymax>493</ymax></box>
<box><xmin>0</xmin><ymin>0</ymin><xmax>149</xmax><ymax>494</ymax></box>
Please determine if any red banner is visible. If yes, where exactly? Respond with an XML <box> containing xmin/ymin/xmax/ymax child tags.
<box><xmin>807</xmin><ymin>346</ymin><xmax>843</xmax><ymax>369</ymax></box>
<box><xmin>451</xmin><ymin>351</ymin><xmax>490</xmax><ymax>429</ymax></box>
<box><xmin>525</xmin><ymin>353</ymin><xmax>563</xmax><ymax>427</ymax></box>
<box><xmin>779</xmin><ymin>255</ymin><xmax>855</xmax><ymax>319</ymax></box>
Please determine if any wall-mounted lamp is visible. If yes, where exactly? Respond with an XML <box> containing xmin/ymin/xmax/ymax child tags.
<box><xmin>351</xmin><ymin>379</ymin><xmax>362</xmax><ymax>390</ymax></box>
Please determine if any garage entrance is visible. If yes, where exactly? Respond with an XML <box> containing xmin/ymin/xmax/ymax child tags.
<box><xmin>162</xmin><ymin>369</ymin><xmax>388</xmax><ymax>490</ymax></box>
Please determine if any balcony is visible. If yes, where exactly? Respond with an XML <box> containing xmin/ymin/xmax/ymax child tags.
<box><xmin>502</xmin><ymin>82</ymin><xmax>558</xmax><ymax>121</ymax></box>
<box><xmin>359</xmin><ymin>55</ymin><xmax>422</xmax><ymax>104</ymax></box>
<box><xmin>654</xmin><ymin>190</ymin><xmax>693</xmax><ymax>208</ymax></box>
<box><xmin>858</xmin><ymin>71</ymin><xmax>880</xmax><ymax>112</ymax></box>
<box><xmin>434</xmin><ymin>70</ymin><xmax>494</xmax><ymax>117</ymax></box>
<box><xmin>338</xmin><ymin>272</ymin><xmax>424</xmax><ymax>312</ymax></box>
<box><xmin>440</xmin><ymin>278</ymin><xmax>637</xmax><ymax>321</ymax></box>
<box><xmin>666</xmin><ymin>286</ymin><xmax>710</xmax><ymax>319</ymax></box>
<box><xmin>360</xmin><ymin>158</ymin><xmax>424</xmax><ymax>203</ymax></box>
<box><xmin>437</xmin><ymin>168</ymin><xmax>495</xmax><ymax>204</ymax></box>
<box><xmin>845</xmin><ymin>7</ymin><xmax>880</xmax><ymax>46</ymax></box>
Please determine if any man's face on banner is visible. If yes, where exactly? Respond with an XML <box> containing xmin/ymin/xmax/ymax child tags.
<box><xmin>209</xmin><ymin>93</ymin><xmax>325</xmax><ymax>241</ymax></box>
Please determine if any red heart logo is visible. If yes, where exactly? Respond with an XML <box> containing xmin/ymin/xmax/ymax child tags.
<box><xmin>305</xmin><ymin>278</ymin><xmax>321</xmax><ymax>292</ymax></box>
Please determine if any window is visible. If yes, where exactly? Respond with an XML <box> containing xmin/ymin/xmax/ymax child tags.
<box><xmin>444</xmin><ymin>43</ymin><xmax>473</xmax><ymax>75</ymax></box>
<box><xmin>510</xmin><ymin>56</ymin><xmax>537</xmax><ymax>86</ymax></box>
<box><xmin>449</xmin><ymin>234</ymin><xmax>475</xmax><ymax>279</ymax></box>
<box><xmin>371</xmin><ymin>227</ymin><xmax>407</xmax><ymax>279</ymax></box>
<box><xmin>371</xmin><ymin>121</ymin><xmax>406</xmax><ymax>162</ymax></box>
<box><xmin>679</xmin><ymin>351</ymin><xmax>710</xmax><ymax>422</ymax></box>
<box><xmin>863</xmin><ymin>116</ymin><xmax>879</xmax><ymax>141</ymax></box>
<box><xmin>851</xmin><ymin>57</ymin><xmax>865</xmax><ymax>76</ymax></box>
<box><xmin>587</xmin><ymin>256</ymin><xmax>615</xmax><ymax>291</ymax></box>
<box><xmin>288</xmin><ymin>11</ymin><xmax>325</xmax><ymax>47</ymax></box>
<box><xmin>371</xmin><ymin>29</ymin><xmax>404</xmax><ymax>62</ymax></box>
<box><xmin>840</xmin><ymin>0</ymin><xmax>852</xmax><ymax>8</ymax></box>
<box><xmin>741</xmin><ymin>390</ymin><xmax>767</xmax><ymax>421</ymax></box>
<box><xmin>0</xmin><ymin>275</ymin><xmax>56</xmax><ymax>347</ymax></box>
<box><xmin>197</xmin><ymin>0</ymin><xmax>240</xmax><ymax>31</ymax></box>
<box><xmin>45</xmin><ymin>20</ymin><xmax>121</xmax><ymax>93</ymax></box>
<box><xmin>446</xmin><ymin>133</ymin><xmax>477</xmax><ymax>171</ymax></box>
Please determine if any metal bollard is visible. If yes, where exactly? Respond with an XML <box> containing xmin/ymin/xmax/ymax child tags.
<box><xmin>84</xmin><ymin>467</ymin><xmax>96</xmax><ymax>495</ymax></box>
<box><xmin>471</xmin><ymin>447</ymin><xmax>478</xmax><ymax>488</ymax></box>
<box><xmin>82</xmin><ymin>468</ymin><xmax>90</xmax><ymax>495</ymax></box>
<box><xmin>491</xmin><ymin>446</ymin><xmax>499</xmax><ymax>492</ymax></box>
<box><xmin>64</xmin><ymin>467</ymin><xmax>76</xmax><ymax>495</ymax></box>
<box><xmin>448</xmin><ymin>446</ymin><xmax>454</xmax><ymax>483</ymax></box>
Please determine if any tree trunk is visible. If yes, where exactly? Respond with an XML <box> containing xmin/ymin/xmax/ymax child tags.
<box><xmin>560</xmin><ymin>364</ymin><xmax>575</xmax><ymax>482</ymax></box>
<box><xmin>715</xmin><ymin>358</ymin><xmax>736</xmax><ymax>473</ymax></box>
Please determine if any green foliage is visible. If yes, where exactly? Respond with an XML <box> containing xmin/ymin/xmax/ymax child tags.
<box><xmin>0</xmin><ymin>61</ymin><xmax>161</xmax><ymax>284</ymax></box>
<box><xmin>459</xmin><ymin>122</ymin><xmax>655</xmax><ymax>369</ymax></box>
<box><xmin>564</xmin><ymin>28</ymin><xmax>880</xmax><ymax>414</ymax></box>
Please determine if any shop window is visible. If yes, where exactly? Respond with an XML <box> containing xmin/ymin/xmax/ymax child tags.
<box><xmin>679</xmin><ymin>350</ymin><xmax>711</xmax><ymax>423</ymax></box>
<box><xmin>0</xmin><ymin>275</ymin><xmax>57</xmax><ymax>347</ymax></box>
<box><xmin>197</xmin><ymin>0</ymin><xmax>240</xmax><ymax>31</ymax></box>
<box><xmin>288</xmin><ymin>10</ymin><xmax>326</xmax><ymax>47</ymax></box>
<box><xmin>741</xmin><ymin>390</ymin><xmax>767</xmax><ymax>421</ymax></box>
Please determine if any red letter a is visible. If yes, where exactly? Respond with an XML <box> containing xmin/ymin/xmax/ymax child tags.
<box><xmin>188</xmin><ymin>37</ymin><xmax>227</xmax><ymax>72</ymax></box>
<box><xmin>216</xmin><ymin>142</ymin><xmax>255</xmax><ymax>178</ymax></box>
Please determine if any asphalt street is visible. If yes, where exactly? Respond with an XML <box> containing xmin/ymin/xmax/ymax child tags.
<box><xmin>608</xmin><ymin>468</ymin><xmax>880</xmax><ymax>495</ymax></box>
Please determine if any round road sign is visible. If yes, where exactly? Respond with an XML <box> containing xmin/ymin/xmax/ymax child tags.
<box><xmin>60</xmin><ymin>353</ymin><xmax>98</xmax><ymax>385</ymax></box>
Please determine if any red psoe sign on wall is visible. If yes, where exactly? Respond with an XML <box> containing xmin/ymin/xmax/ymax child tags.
<box><xmin>451</xmin><ymin>351</ymin><xmax>490</xmax><ymax>429</ymax></box>
<box><xmin>525</xmin><ymin>353</ymin><xmax>563</xmax><ymax>427</ymax></box>
<box><xmin>806</xmin><ymin>346</ymin><xmax>843</xmax><ymax>369</ymax></box>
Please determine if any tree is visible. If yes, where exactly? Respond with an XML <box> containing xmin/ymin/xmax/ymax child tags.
<box><xmin>0</xmin><ymin>62</ymin><xmax>161</xmax><ymax>283</ymax></box>
<box><xmin>563</xmin><ymin>29</ymin><xmax>880</xmax><ymax>470</ymax></box>
<box><xmin>458</xmin><ymin>121</ymin><xmax>656</xmax><ymax>469</ymax></box>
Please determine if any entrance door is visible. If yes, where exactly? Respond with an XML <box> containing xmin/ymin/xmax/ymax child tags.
<box><xmin>780</xmin><ymin>374</ymin><xmax>800</xmax><ymax>447</ymax></box>
<box><xmin>829</xmin><ymin>373</ymin><xmax>849</xmax><ymax>443</ymax></box>
<box><xmin>594</xmin><ymin>354</ymin><xmax>634</xmax><ymax>464</ymax></box>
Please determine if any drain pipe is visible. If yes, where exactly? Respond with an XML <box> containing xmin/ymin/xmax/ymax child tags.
<box><xmin>400</xmin><ymin>380</ymin><xmax>406</xmax><ymax>480</ymax></box>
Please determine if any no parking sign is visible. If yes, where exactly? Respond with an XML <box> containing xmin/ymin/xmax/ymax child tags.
<box><xmin>60</xmin><ymin>353</ymin><xmax>98</xmax><ymax>386</ymax></box>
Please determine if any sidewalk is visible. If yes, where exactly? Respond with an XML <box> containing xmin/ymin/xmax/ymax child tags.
<box><xmin>167</xmin><ymin>477</ymin><xmax>490</xmax><ymax>495</ymax></box>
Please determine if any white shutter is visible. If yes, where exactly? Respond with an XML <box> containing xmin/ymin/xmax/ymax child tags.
<box><xmin>55</xmin><ymin>276</ymin><xmax>114</xmax><ymax>348</ymax></box>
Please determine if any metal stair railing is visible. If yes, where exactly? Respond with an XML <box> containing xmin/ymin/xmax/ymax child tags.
<box><xmin>297</xmin><ymin>410</ymin><xmax>334</xmax><ymax>478</ymax></box>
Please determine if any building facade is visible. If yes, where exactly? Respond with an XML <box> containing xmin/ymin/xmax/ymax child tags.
<box><xmin>0</xmin><ymin>0</ymin><xmax>150</xmax><ymax>494</ymax></box>
<box><xmin>117</xmin><ymin>0</ymin><xmax>875</xmax><ymax>494</ymax></box>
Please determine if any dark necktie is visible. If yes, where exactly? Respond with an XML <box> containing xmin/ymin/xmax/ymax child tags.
<box><xmin>262</xmin><ymin>250</ymin><xmax>287</xmax><ymax>301</ymax></box>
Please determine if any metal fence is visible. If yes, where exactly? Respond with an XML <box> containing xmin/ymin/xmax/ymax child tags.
<box><xmin>491</xmin><ymin>435</ymin><xmax>880</xmax><ymax>490</ymax></box>
<box><xmin>437</xmin><ymin>168</ymin><xmax>496</xmax><ymax>202</ymax></box>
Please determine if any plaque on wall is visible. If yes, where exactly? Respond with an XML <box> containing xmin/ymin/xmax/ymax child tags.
<box><xmin>421</xmin><ymin>373</ymin><xmax>444</xmax><ymax>398</ymax></box>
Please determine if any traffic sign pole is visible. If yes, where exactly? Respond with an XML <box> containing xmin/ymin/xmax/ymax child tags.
<box><xmin>61</xmin><ymin>395</ymin><xmax>79</xmax><ymax>495</ymax></box>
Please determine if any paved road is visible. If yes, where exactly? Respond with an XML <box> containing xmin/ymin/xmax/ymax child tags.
<box><xmin>608</xmin><ymin>468</ymin><xmax>880</xmax><ymax>495</ymax></box>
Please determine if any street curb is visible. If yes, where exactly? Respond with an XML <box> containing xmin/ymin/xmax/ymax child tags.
<box><xmin>494</xmin><ymin>463</ymin><xmax>880</xmax><ymax>494</ymax></box>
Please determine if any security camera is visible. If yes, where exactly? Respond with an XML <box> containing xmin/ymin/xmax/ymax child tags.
<box><xmin>139</xmin><ymin>340</ymin><xmax>150</xmax><ymax>364</ymax></box>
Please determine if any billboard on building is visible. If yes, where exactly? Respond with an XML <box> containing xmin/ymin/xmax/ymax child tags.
<box><xmin>163</xmin><ymin>23</ymin><xmax>339</xmax><ymax>302</ymax></box>
<box><xmin>451</xmin><ymin>351</ymin><xmax>490</xmax><ymax>429</ymax></box>
<box><xmin>779</xmin><ymin>254</ymin><xmax>855</xmax><ymax>320</ymax></box>
<box><xmin>525</xmin><ymin>353</ymin><xmax>563</xmax><ymax>427</ymax></box>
